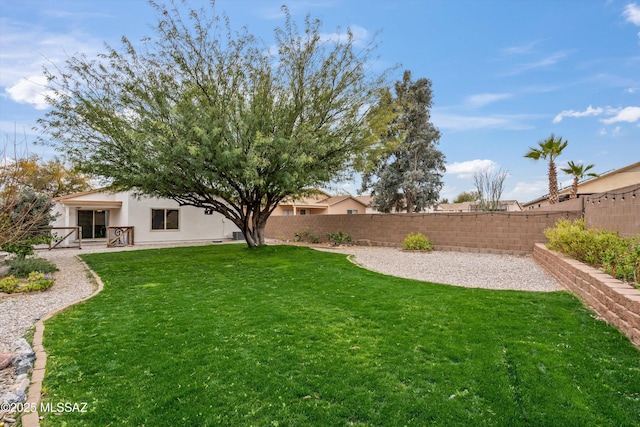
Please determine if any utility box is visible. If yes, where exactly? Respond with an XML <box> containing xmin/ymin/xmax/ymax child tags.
<box><xmin>232</xmin><ymin>231</ymin><xmax>245</xmax><ymax>241</ymax></box>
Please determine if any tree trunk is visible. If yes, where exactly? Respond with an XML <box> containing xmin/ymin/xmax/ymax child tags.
<box><xmin>548</xmin><ymin>160</ymin><xmax>558</xmax><ymax>204</ymax></box>
<box><xmin>569</xmin><ymin>177</ymin><xmax>579</xmax><ymax>199</ymax></box>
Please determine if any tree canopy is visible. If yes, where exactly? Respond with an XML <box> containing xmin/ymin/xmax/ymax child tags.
<box><xmin>38</xmin><ymin>0</ymin><xmax>387</xmax><ymax>247</ymax></box>
<box><xmin>1</xmin><ymin>155</ymin><xmax>92</xmax><ymax>199</ymax></box>
<box><xmin>360</xmin><ymin>70</ymin><xmax>445</xmax><ymax>213</ymax></box>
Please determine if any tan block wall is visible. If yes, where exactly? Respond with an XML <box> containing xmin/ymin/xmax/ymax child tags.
<box><xmin>266</xmin><ymin>210</ymin><xmax>582</xmax><ymax>254</ymax></box>
<box><xmin>584</xmin><ymin>184</ymin><xmax>640</xmax><ymax>237</ymax></box>
<box><xmin>533</xmin><ymin>243</ymin><xmax>640</xmax><ymax>348</ymax></box>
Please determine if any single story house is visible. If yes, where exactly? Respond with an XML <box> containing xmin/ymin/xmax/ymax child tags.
<box><xmin>272</xmin><ymin>190</ymin><xmax>367</xmax><ymax>215</ymax></box>
<box><xmin>523</xmin><ymin>161</ymin><xmax>640</xmax><ymax>209</ymax></box>
<box><xmin>51</xmin><ymin>189</ymin><xmax>240</xmax><ymax>247</ymax></box>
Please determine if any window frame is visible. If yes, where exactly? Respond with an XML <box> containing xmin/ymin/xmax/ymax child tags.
<box><xmin>151</xmin><ymin>208</ymin><xmax>180</xmax><ymax>231</ymax></box>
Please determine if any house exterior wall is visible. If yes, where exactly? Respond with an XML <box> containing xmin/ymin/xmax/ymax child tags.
<box><xmin>52</xmin><ymin>191</ymin><xmax>239</xmax><ymax>245</ymax></box>
<box><xmin>326</xmin><ymin>199</ymin><xmax>366</xmax><ymax>215</ymax></box>
<box><xmin>559</xmin><ymin>163</ymin><xmax>640</xmax><ymax>196</ymax></box>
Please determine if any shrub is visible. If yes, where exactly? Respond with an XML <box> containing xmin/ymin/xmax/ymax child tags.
<box><xmin>403</xmin><ymin>232</ymin><xmax>433</xmax><ymax>251</ymax></box>
<box><xmin>0</xmin><ymin>275</ymin><xmax>20</xmax><ymax>293</ymax></box>
<box><xmin>7</xmin><ymin>257</ymin><xmax>58</xmax><ymax>278</ymax></box>
<box><xmin>23</xmin><ymin>271</ymin><xmax>55</xmax><ymax>292</ymax></box>
<box><xmin>0</xmin><ymin>271</ymin><xmax>55</xmax><ymax>294</ymax></box>
<box><xmin>293</xmin><ymin>229</ymin><xmax>320</xmax><ymax>244</ymax></box>
<box><xmin>326</xmin><ymin>231</ymin><xmax>352</xmax><ymax>246</ymax></box>
<box><xmin>545</xmin><ymin>219</ymin><xmax>640</xmax><ymax>286</ymax></box>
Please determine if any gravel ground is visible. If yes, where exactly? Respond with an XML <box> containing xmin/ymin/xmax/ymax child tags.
<box><xmin>315</xmin><ymin>246</ymin><xmax>562</xmax><ymax>292</ymax></box>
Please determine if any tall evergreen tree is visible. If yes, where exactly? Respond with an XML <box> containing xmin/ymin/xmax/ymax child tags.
<box><xmin>361</xmin><ymin>70</ymin><xmax>445</xmax><ymax>213</ymax></box>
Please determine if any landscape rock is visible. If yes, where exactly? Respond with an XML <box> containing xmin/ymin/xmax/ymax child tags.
<box><xmin>0</xmin><ymin>354</ymin><xmax>16</xmax><ymax>371</ymax></box>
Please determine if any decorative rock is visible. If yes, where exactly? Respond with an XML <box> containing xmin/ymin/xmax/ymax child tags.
<box><xmin>0</xmin><ymin>389</ymin><xmax>26</xmax><ymax>405</ymax></box>
<box><xmin>0</xmin><ymin>354</ymin><xmax>16</xmax><ymax>370</ymax></box>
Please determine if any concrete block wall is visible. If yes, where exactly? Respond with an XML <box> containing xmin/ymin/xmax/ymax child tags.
<box><xmin>266</xmin><ymin>211</ymin><xmax>582</xmax><ymax>254</ymax></box>
<box><xmin>533</xmin><ymin>243</ymin><xmax>640</xmax><ymax>348</ymax></box>
<box><xmin>584</xmin><ymin>184</ymin><xmax>640</xmax><ymax>237</ymax></box>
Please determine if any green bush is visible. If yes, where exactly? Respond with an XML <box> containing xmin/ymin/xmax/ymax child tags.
<box><xmin>0</xmin><ymin>272</ymin><xmax>55</xmax><ymax>293</ymax></box>
<box><xmin>545</xmin><ymin>219</ymin><xmax>639</xmax><ymax>286</ymax></box>
<box><xmin>326</xmin><ymin>231</ymin><xmax>352</xmax><ymax>246</ymax></box>
<box><xmin>7</xmin><ymin>257</ymin><xmax>58</xmax><ymax>278</ymax></box>
<box><xmin>402</xmin><ymin>232</ymin><xmax>433</xmax><ymax>251</ymax></box>
<box><xmin>0</xmin><ymin>275</ymin><xmax>20</xmax><ymax>293</ymax></box>
<box><xmin>293</xmin><ymin>229</ymin><xmax>320</xmax><ymax>244</ymax></box>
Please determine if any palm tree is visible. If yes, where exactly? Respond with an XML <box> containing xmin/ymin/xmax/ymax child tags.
<box><xmin>524</xmin><ymin>134</ymin><xmax>568</xmax><ymax>204</ymax></box>
<box><xmin>560</xmin><ymin>161</ymin><xmax>598</xmax><ymax>199</ymax></box>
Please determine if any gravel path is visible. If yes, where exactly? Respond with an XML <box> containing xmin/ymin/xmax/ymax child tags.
<box><xmin>315</xmin><ymin>246</ymin><xmax>562</xmax><ymax>292</ymax></box>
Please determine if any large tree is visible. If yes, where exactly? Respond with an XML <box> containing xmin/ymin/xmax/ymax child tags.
<box><xmin>524</xmin><ymin>134</ymin><xmax>568</xmax><ymax>204</ymax></box>
<box><xmin>560</xmin><ymin>161</ymin><xmax>598</xmax><ymax>199</ymax></box>
<box><xmin>38</xmin><ymin>1</ymin><xmax>386</xmax><ymax>247</ymax></box>
<box><xmin>361</xmin><ymin>70</ymin><xmax>445</xmax><ymax>213</ymax></box>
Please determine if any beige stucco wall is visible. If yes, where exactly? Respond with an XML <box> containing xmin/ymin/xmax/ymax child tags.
<box><xmin>559</xmin><ymin>163</ymin><xmax>640</xmax><ymax>196</ymax></box>
<box><xmin>326</xmin><ymin>199</ymin><xmax>366</xmax><ymax>214</ymax></box>
<box><xmin>52</xmin><ymin>191</ymin><xmax>239</xmax><ymax>246</ymax></box>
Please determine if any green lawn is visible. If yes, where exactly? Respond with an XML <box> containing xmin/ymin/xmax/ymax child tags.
<box><xmin>41</xmin><ymin>245</ymin><xmax>640</xmax><ymax>426</ymax></box>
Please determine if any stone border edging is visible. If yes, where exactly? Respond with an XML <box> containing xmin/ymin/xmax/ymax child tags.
<box><xmin>533</xmin><ymin>243</ymin><xmax>640</xmax><ymax>348</ymax></box>
<box><xmin>21</xmin><ymin>256</ymin><xmax>105</xmax><ymax>427</ymax></box>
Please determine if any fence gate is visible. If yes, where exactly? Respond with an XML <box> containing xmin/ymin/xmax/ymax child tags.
<box><xmin>107</xmin><ymin>226</ymin><xmax>134</xmax><ymax>247</ymax></box>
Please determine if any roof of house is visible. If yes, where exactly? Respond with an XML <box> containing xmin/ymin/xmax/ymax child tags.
<box><xmin>523</xmin><ymin>161</ymin><xmax>640</xmax><ymax>206</ymax></box>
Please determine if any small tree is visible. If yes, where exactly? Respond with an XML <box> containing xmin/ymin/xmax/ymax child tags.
<box><xmin>1</xmin><ymin>141</ymin><xmax>58</xmax><ymax>258</ymax></box>
<box><xmin>5</xmin><ymin>155</ymin><xmax>92</xmax><ymax>198</ymax></box>
<box><xmin>473</xmin><ymin>167</ymin><xmax>508</xmax><ymax>211</ymax></box>
<box><xmin>560</xmin><ymin>161</ymin><xmax>598</xmax><ymax>199</ymax></box>
<box><xmin>524</xmin><ymin>134</ymin><xmax>568</xmax><ymax>204</ymax></box>
<box><xmin>453</xmin><ymin>191</ymin><xmax>480</xmax><ymax>203</ymax></box>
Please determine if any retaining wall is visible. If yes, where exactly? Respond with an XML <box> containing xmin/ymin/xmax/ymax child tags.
<box><xmin>266</xmin><ymin>210</ymin><xmax>581</xmax><ymax>254</ymax></box>
<box><xmin>533</xmin><ymin>243</ymin><xmax>640</xmax><ymax>348</ymax></box>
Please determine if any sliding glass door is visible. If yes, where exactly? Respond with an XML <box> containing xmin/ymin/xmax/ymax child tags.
<box><xmin>78</xmin><ymin>210</ymin><xmax>108</xmax><ymax>239</ymax></box>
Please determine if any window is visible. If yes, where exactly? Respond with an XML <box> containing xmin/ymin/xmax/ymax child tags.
<box><xmin>347</xmin><ymin>209</ymin><xmax>358</xmax><ymax>214</ymax></box>
<box><xmin>298</xmin><ymin>209</ymin><xmax>309</xmax><ymax>215</ymax></box>
<box><xmin>282</xmin><ymin>209</ymin><xmax>294</xmax><ymax>216</ymax></box>
<box><xmin>152</xmin><ymin>209</ymin><xmax>179</xmax><ymax>230</ymax></box>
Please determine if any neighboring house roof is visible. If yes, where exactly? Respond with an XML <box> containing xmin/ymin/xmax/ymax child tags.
<box><xmin>275</xmin><ymin>191</ymin><xmax>367</xmax><ymax>214</ymax></box>
<box><xmin>436</xmin><ymin>200</ymin><xmax>522</xmax><ymax>212</ymax></box>
<box><xmin>523</xmin><ymin>161</ymin><xmax>640</xmax><ymax>208</ymax></box>
<box><xmin>353</xmin><ymin>195</ymin><xmax>373</xmax><ymax>207</ymax></box>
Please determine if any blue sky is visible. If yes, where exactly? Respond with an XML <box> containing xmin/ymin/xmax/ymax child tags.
<box><xmin>1</xmin><ymin>0</ymin><xmax>639</xmax><ymax>203</ymax></box>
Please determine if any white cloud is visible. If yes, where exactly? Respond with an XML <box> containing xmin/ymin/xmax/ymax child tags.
<box><xmin>623</xmin><ymin>3</ymin><xmax>640</xmax><ymax>25</ymax></box>
<box><xmin>503</xmin><ymin>50</ymin><xmax>572</xmax><ymax>76</ymax></box>
<box><xmin>505</xmin><ymin>180</ymin><xmax>548</xmax><ymax>202</ymax></box>
<box><xmin>433</xmin><ymin>112</ymin><xmax>535</xmax><ymax>131</ymax></box>
<box><xmin>601</xmin><ymin>106</ymin><xmax>640</xmax><ymax>124</ymax></box>
<box><xmin>446</xmin><ymin>159</ymin><xmax>498</xmax><ymax>179</ymax></box>
<box><xmin>0</xmin><ymin>20</ymin><xmax>104</xmax><ymax>107</ymax></box>
<box><xmin>320</xmin><ymin>25</ymin><xmax>370</xmax><ymax>47</ymax></box>
<box><xmin>501</xmin><ymin>40</ymin><xmax>539</xmax><ymax>55</ymax></box>
<box><xmin>5</xmin><ymin>75</ymin><xmax>56</xmax><ymax>110</ymax></box>
<box><xmin>553</xmin><ymin>105</ymin><xmax>604</xmax><ymax>123</ymax></box>
<box><xmin>465</xmin><ymin>93</ymin><xmax>512</xmax><ymax>108</ymax></box>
